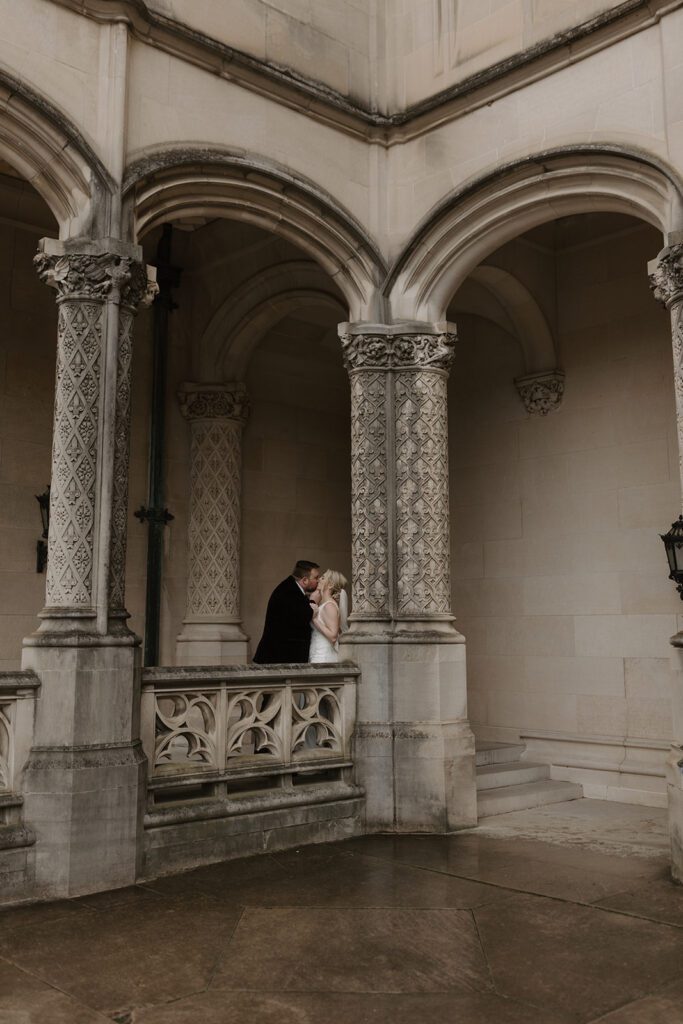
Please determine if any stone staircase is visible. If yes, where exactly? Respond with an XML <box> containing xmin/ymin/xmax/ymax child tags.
<box><xmin>476</xmin><ymin>741</ymin><xmax>582</xmax><ymax>819</ymax></box>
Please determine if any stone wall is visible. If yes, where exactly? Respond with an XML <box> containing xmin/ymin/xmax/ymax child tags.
<box><xmin>450</xmin><ymin>216</ymin><xmax>677</xmax><ymax>804</ymax></box>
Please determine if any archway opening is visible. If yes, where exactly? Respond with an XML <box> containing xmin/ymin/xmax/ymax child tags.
<box><xmin>0</xmin><ymin>161</ymin><xmax>58</xmax><ymax>668</ymax></box>
<box><xmin>130</xmin><ymin>215</ymin><xmax>351</xmax><ymax>664</ymax></box>
<box><xmin>447</xmin><ymin>210</ymin><xmax>676</xmax><ymax>813</ymax></box>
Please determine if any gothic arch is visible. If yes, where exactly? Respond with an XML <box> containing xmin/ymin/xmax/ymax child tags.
<box><xmin>0</xmin><ymin>68</ymin><xmax>115</xmax><ymax>237</ymax></box>
<box><xmin>198</xmin><ymin>259</ymin><xmax>346</xmax><ymax>380</ymax></box>
<box><xmin>387</xmin><ymin>146</ymin><xmax>683</xmax><ymax>321</ymax></box>
<box><xmin>123</xmin><ymin>148</ymin><xmax>386</xmax><ymax>321</ymax></box>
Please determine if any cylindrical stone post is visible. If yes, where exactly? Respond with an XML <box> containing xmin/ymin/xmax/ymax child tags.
<box><xmin>176</xmin><ymin>383</ymin><xmax>250</xmax><ymax>665</ymax></box>
<box><xmin>649</xmin><ymin>238</ymin><xmax>683</xmax><ymax>881</ymax></box>
<box><xmin>32</xmin><ymin>238</ymin><xmax>156</xmax><ymax>636</ymax></box>
<box><xmin>20</xmin><ymin>238</ymin><xmax>156</xmax><ymax>899</ymax></box>
<box><xmin>339</xmin><ymin>322</ymin><xmax>475</xmax><ymax>834</ymax></box>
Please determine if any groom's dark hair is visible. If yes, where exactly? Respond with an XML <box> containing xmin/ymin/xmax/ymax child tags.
<box><xmin>292</xmin><ymin>560</ymin><xmax>319</xmax><ymax>579</ymax></box>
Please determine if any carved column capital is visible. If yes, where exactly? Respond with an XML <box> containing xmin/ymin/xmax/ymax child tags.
<box><xmin>178</xmin><ymin>382</ymin><xmax>250</xmax><ymax>425</ymax></box>
<box><xmin>34</xmin><ymin>238</ymin><xmax>157</xmax><ymax>309</ymax></box>
<box><xmin>515</xmin><ymin>370</ymin><xmax>565</xmax><ymax>416</ymax></box>
<box><xmin>340</xmin><ymin>323</ymin><xmax>456</xmax><ymax>373</ymax></box>
<box><xmin>649</xmin><ymin>242</ymin><xmax>683</xmax><ymax>308</ymax></box>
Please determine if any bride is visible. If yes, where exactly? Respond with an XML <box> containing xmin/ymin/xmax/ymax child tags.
<box><xmin>309</xmin><ymin>569</ymin><xmax>348</xmax><ymax>663</ymax></box>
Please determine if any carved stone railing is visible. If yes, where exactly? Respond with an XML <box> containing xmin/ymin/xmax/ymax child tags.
<box><xmin>141</xmin><ymin>663</ymin><xmax>360</xmax><ymax>808</ymax></box>
<box><xmin>0</xmin><ymin>671</ymin><xmax>39</xmax><ymax>846</ymax></box>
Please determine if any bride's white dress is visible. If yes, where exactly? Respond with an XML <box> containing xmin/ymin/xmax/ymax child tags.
<box><xmin>309</xmin><ymin>600</ymin><xmax>340</xmax><ymax>663</ymax></box>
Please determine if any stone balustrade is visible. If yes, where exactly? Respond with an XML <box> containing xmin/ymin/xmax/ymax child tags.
<box><xmin>141</xmin><ymin>663</ymin><xmax>360</xmax><ymax>798</ymax></box>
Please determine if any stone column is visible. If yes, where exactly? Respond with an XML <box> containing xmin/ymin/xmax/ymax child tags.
<box><xmin>176</xmin><ymin>383</ymin><xmax>250</xmax><ymax>665</ymax></box>
<box><xmin>649</xmin><ymin>238</ymin><xmax>683</xmax><ymax>882</ymax></box>
<box><xmin>339</xmin><ymin>322</ymin><xmax>476</xmax><ymax>833</ymax></box>
<box><xmin>20</xmin><ymin>237</ymin><xmax>157</xmax><ymax>898</ymax></box>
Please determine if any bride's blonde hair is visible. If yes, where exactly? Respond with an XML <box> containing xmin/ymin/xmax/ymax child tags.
<box><xmin>321</xmin><ymin>569</ymin><xmax>347</xmax><ymax>600</ymax></box>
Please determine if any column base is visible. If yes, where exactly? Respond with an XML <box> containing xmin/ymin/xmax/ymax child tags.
<box><xmin>19</xmin><ymin>636</ymin><xmax>146</xmax><ymax>898</ymax></box>
<box><xmin>342</xmin><ymin>634</ymin><xmax>476</xmax><ymax>833</ymax></box>
<box><xmin>176</xmin><ymin>622</ymin><xmax>249</xmax><ymax>666</ymax></box>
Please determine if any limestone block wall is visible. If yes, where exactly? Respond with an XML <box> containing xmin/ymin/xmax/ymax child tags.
<box><xmin>145</xmin><ymin>0</ymin><xmax>374</xmax><ymax>105</ymax></box>
<box><xmin>450</xmin><ymin>218</ymin><xmax>678</xmax><ymax>805</ymax></box>
<box><xmin>389</xmin><ymin>0</ymin><xmax>628</xmax><ymax>109</ymax></box>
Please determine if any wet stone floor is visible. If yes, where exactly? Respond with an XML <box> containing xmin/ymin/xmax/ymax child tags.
<box><xmin>1</xmin><ymin>800</ymin><xmax>683</xmax><ymax>1023</ymax></box>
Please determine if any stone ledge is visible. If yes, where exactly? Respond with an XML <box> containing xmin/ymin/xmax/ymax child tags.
<box><xmin>142</xmin><ymin>790</ymin><xmax>365</xmax><ymax>878</ymax></box>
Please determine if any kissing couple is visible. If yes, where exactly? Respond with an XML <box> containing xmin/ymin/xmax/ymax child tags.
<box><xmin>253</xmin><ymin>560</ymin><xmax>348</xmax><ymax>665</ymax></box>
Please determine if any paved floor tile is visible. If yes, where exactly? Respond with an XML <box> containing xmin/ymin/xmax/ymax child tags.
<box><xmin>594</xmin><ymin>878</ymin><xmax>683</xmax><ymax>928</ymax></box>
<box><xmin>590</xmin><ymin>976</ymin><xmax>683</xmax><ymax>1022</ymax></box>
<box><xmin>475</xmin><ymin>892</ymin><xmax>683</xmax><ymax>1022</ymax></box>
<box><xmin>0</xmin><ymin>959</ymin><xmax>110</xmax><ymax>1023</ymax></box>
<box><xmin>1</xmin><ymin>800</ymin><xmax>681</xmax><ymax>1023</ymax></box>
<box><xmin>133</xmin><ymin>989</ymin><xmax>577</xmax><ymax>1024</ymax></box>
<box><xmin>340</xmin><ymin>833</ymin><xmax>664</xmax><ymax>903</ymax></box>
<box><xmin>0</xmin><ymin>893</ymin><xmax>243</xmax><ymax>1015</ymax></box>
<box><xmin>211</xmin><ymin>906</ymin><xmax>491</xmax><ymax>994</ymax></box>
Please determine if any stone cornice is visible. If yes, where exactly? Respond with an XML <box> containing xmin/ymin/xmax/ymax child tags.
<box><xmin>51</xmin><ymin>0</ymin><xmax>683</xmax><ymax>144</ymax></box>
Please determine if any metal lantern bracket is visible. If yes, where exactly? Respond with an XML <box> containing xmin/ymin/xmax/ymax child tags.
<box><xmin>35</xmin><ymin>485</ymin><xmax>50</xmax><ymax>573</ymax></box>
<box><xmin>661</xmin><ymin>514</ymin><xmax>683</xmax><ymax>599</ymax></box>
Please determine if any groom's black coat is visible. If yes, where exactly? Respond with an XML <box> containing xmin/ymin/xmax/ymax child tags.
<box><xmin>253</xmin><ymin>576</ymin><xmax>313</xmax><ymax>664</ymax></box>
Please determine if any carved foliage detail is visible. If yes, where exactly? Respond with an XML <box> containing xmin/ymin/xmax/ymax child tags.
<box><xmin>349</xmin><ymin>372</ymin><xmax>389</xmax><ymax>617</ymax></box>
<box><xmin>515</xmin><ymin>370</ymin><xmax>565</xmax><ymax>416</ymax></box>
<box><xmin>46</xmin><ymin>301</ymin><xmax>102</xmax><ymax>606</ymax></box>
<box><xmin>395</xmin><ymin>371</ymin><xmax>451</xmax><ymax>615</ymax></box>
<box><xmin>341</xmin><ymin>332</ymin><xmax>456</xmax><ymax>371</ymax></box>
<box><xmin>187</xmin><ymin>419</ymin><xmax>243</xmax><ymax>618</ymax></box>
<box><xmin>649</xmin><ymin>243</ymin><xmax>683</xmax><ymax>308</ymax></box>
<box><xmin>178</xmin><ymin>385</ymin><xmax>250</xmax><ymax>423</ymax></box>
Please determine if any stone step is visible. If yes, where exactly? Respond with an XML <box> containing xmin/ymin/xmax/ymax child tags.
<box><xmin>477</xmin><ymin>779</ymin><xmax>583</xmax><ymax>819</ymax></box>
<box><xmin>475</xmin><ymin>741</ymin><xmax>526</xmax><ymax>767</ymax></box>
<box><xmin>476</xmin><ymin>761</ymin><xmax>549</xmax><ymax>791</ymax></box>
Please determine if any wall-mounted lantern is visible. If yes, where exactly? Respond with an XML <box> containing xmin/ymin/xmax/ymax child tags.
<box><xmin>35</xmin><ymin>486</ymin><xmax>50</xmax><ymax>573</ymax></box>
<box><xmin>661</xmin><ymin>514</ymin><xmax>683</xmax><ymax>599</ymax></box>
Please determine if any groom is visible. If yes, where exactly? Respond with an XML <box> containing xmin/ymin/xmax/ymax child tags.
<box><xmin>253</xmin><ymin>560</ymin><xmax>321</xmax><ymax>664</ymax></box>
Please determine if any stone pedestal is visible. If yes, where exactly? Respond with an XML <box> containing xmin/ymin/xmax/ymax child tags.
<box><xmin>340</xmin><ymin>322</ymin><xmax>476</xmax><ymax>833</ymax></box>
<box><xmin>20</xmin><ymin>238</ymin><xmax>155</xmax><ymax>897</ymax></box>
<box><xmin>175</xmin><ymin>384</ymin><xmax>249</xmax><ymax>665</ymax></box>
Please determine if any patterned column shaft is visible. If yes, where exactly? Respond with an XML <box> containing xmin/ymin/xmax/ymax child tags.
<box><xmin>34</xmin><ymin>243</ymin><xmax>156</xmax><ymax>617</ymax></box>
<box><xmin>341</xmin><ymin>327</ymin><xmax>456</xmax><ymax>622</ymax></box>
<box><xmin>109</xmin><ymin>268</ymin><xmax>158</xmax><ymax>613</ymax></box>
<box><xmin>650</xmin><ymin>242</ymin><xmax>683</xmax><ymax>509</ymax></box>
<box><xmin>178</xmin><ymin>384</ymin><xmax>250</xmax><ymax>621</ymax></box>
<box><xmin>395</xmin><ymin>365</ymin><xmax>452</xmax><ymax>616</ymax></box>
<box><xmin>340</xmin><ymin>335</ymin><xmax>391</xmax><ymax>621</ymax></box>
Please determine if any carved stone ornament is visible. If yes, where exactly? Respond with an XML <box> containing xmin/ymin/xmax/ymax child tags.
<box><xmin>341</xmin><ymin>331</ymin><xmax>456</xmax><ymax>372</ymax></box>
<box><xmin>34</xmin><ymin>250</ymin><xmax>157</xmax><ymax>307</ymax></box>
<box><xmin>349</xmin><ymin>372</ymin><xmax>390</xmax><ymax>617</ymax></box>
<box><xmin>178</xmin><ymin>383</ymin><xmax>250</xmax><ymax>424</ymax></box>
<box><xmin>515</xmin><ymin>370</ymin><xmax>565</xmax><ymax>416</ymax></box>
<box><xmin>649</xmin><ymin>243</ymin><xmax>683</xmax><ymax>308</ymax></box>
<box><xmin>185</xmin><ymin>417</ymin><xmax>244</xmax><ymax>619</ymax></box>
<box><xmin>395</xmin><ymin>371</ymin><xmax>451</xmax><ymax>616</ymax></box>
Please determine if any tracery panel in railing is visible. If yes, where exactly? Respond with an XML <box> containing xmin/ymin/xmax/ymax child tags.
<box><xmin>141</xmin><ymin>663</ymin><xmax>359</xmax><ymax>798</ymax></box>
